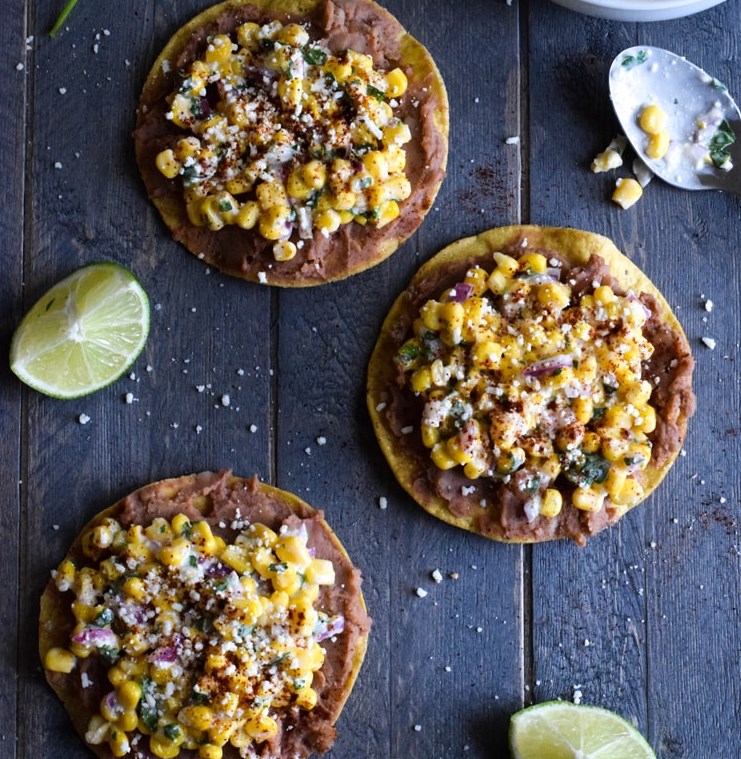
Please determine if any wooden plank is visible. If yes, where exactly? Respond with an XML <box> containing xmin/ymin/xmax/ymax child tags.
<box><xmin>0</xmin><ymin>3</ymin><xmax>27</xmax><ymax>759</ymax></box>
<box><xmin>274</xmin><ymin>1</ymin><xmax>523</xmax><ymax>756</ymax></box>
<box><xmin>527</xmin><ymin>2</ymin><xmax>741</xmax><ymax>757</ymax></box>
<box><xmin>17</xmin><ymin>1</ymin><xmax>272</xmax><ymax>757</ymax></box>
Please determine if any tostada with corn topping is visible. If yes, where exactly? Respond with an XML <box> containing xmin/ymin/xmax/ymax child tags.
<box><xmin>40</xmin><ymin>472</ymin><xmax>370</xmax><ymax>758</ymax></box>
<box><xmin>367</xmin><ymin>226</ymin><xmax>695</xmax><ymax>545</ymax></box>
<box><xmin>134</xmin><ymin>0</ymin><xmax>448</xmax><ymax>286</ymax></box>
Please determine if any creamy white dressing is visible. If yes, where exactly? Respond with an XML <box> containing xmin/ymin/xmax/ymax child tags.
<box><xmin>610</xmin><ymin>46</ymin><xmax>738</xmax><ymax>189</ymax></box>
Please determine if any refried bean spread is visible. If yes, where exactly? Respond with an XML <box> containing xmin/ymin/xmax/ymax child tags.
<box><xmin>135</xmin><ymin>0</ymin><xmax>448</xmax><ymax>286</ymax></box>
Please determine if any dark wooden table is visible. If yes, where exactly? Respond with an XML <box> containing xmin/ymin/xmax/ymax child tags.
<box><xmin>2</xmin><ymin>1</ymin><xmax>739</xmax><ymax>757</ymax></box>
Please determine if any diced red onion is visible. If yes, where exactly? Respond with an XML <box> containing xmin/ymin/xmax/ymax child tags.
<box><xmin>450</xmin><ymin>283</ymin><xmax>474</xmax><ymax>303</ymax></box>
<box><xmin>523</xmin><ymin>354</ymin><xmax>573</xmax><ymax>378</ymax></box>
<box><xmin>104</xmin><ymin>690</ymin><xmax>123</xmax><ymax>715</ymax></box>
<box><xmin>316</xmin><ymin>615</ymin><xmax>345</xmax><ymax>642</ymax></box>
<box><xmin>72</xmin><ymin>627</ymin><xmax>118</xmax><ymax>648</ymax></box>
<box><xmin>199</xmin><ymin>97</ymin><xmax>212</xmax><ymax>117</ymax></box>
<box><xmin>308</xmin><ymin>546</ymin><xmax>316</xmax><ymax>558</ymax></box>
<box><xmin>206</xmin><ymin>561</ymin><xmax>231</xmax><ymax>579</ymax></box>
<box><xmin>151</xmin><ymin>646</ymin><xmax>178</xmax><ymax>664</ymax></box>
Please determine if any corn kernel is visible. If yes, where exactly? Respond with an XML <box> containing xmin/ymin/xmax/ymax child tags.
<box><xmin>158</xmin><ymin>537</ymin><xmax>191</xmax><ymax>567</ymax></box>
<box><xmin>376</xmin><ymin>200</ymin><xmax>400</xmax><ymax>228</ymax></box>
<box><xmin>302</xmin><ymin>160</ymin><xmax>327</xmax><ymax>190</ymax></box>
<box><xmin>236</xmin><ymin>201</ymin><xmax>260</xmax><ymax>230</ymax></box>
<box><xmin>431</xmin><ymin>443</ymin><xmax>457</xmax><ymax>470</ymax></box>
<box><xmin>540</xmin><ymin>489</ymin><xmax>563</xmax><ymax>518</ymax></box>
<box><xmin>638</xmin><ymin>104</ymin><xmax>667</xmax><ymax>135</ymax></box>
<box><xmin>180</xmin><ymin>705</ymin><xmax>213</xmax><ymax>731</ymax></box>
<box><xmin>572</xmin><ymin>487</ymin><xmax>605</xmax><ymax>512</ymax></box>
<box><xmin>44</xmin><ymin>647</ymin><xmax>76</xmax><ymax>673</ymax></box>
<box><xmin>150</xmin><ymin>736</ymin><xmax>181</xmax><ymax>759</ymax></box>
<box><xmin>305</xmin><ymin>558</ymin><xmax>335</xmax><ymax>585</ymax></box>
<box><xmin>518</xmin><ymin>252</ymin><xmax>547</xmax><ymax>274</ymax></box>
<box><xmin>646</xmin><ymin>130</ymin><xmax>670</xmax><ymax>160</ymax></box>
<box><xmin>123</xmin><ymin>577</ymin><xmax>146</xmax><ymax>601</ymax></box>
<box><xmin>273</xmin><ymin>240</ymin><xmax>298</xmax><ymax>262</ymax></box>
<box><xmin>537</xmin><ymin>282</ymin><xmax>571</xmax><ymax>310</ymax></box>
<box><xmin>612</xmin><ymin>177</ymin><xmax>643</xmax><ymax>209</ymax></box>
<box><xmin>199</xmin><ymin>745</ymin><xmax>223</xmax><ymax>759</ymax></box>
<box><xmin>315</xmin><ymin>209</ymin><xmax>341</xmax><ymax>234</ymax></box>
<box><xmin>156</xmin><ymin>149</ymin><xmax>180</xmax><ymax>179</ymax></box>
<box><xmin>384</xmin><ymin>67</ymin><xmax>408</xmax><ymax>98</ymax></box>
<box><xmin>613</xmin><ymin>478</ymin><xmax>644</xmax><ymax>507</ymax></box>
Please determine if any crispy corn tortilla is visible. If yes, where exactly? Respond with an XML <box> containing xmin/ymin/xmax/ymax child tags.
<box><xmin>367</xmin><ymin>225</ymin><xmax>695</xmax><ymax>544</ymax></box>
<box><xmin>134</xmin><ymin>0</ymin><xmax>449</xmax><ymax>287</ymax></box>
<box><xmin>40</xmin><ymin>472</ymin><xmax>370</xmax><ymax>759</ymax></box>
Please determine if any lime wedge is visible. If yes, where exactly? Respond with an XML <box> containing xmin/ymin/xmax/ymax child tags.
<box><xmin>510</xmin><ymin>701</ymin><xmax>656</xmax><ymax>759</ymax></box>
<box><xmin>10</xmin><ymin>262</ymin><xmax>150</xmax><ymax>399</ymax></box>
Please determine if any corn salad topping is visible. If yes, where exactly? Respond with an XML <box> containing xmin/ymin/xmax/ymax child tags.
<box><xmin>155</xmin><ymin>20</ymin><xmax>412</xmax><ymax>262</ymax></box>
<box><xmin>393</xmin><ymin>251</ymin><xmax>658</xmax><ymax>521</ymax></box>
<box><xmin>46</xmin><ymin>514</ymin><xmax>343</xmax><ymax>759</ymax></box>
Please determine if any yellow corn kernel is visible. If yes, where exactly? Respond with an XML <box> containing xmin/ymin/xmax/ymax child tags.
<box><xmin>572</xmin><ymin>487</ymin><xmax>605</xmax><ymax>512</ymax></box>
<box><xmin>382</xmin><ymin>120</ymin><xmax>411</xmax><ymax>147</ymax></box>
<box><xmin>540</xmin><ymin>456</ymin><xmax>561</xmax><ymax>480</ymax></box>
<box><xmin>117</xmin><ymin>709</ymin><xmax>138</xmax><ymax>732</ymax></box>
<box><xmin>295</xmin><ymin>686</ymin><xmax>318</xmax><ymax>711</ymax></box>
<box><xmin>382</xmin><ymin>175</ymin><xmax>412</xmax><ymax>202</ymax></box>
<box><xmin>602</xmin><ymin>436</ymin><xmax>630</xmax><ymax>463</ymax></box>
<box><xmin>376</xmin><ymin>200</ymin><xmax>400</xmax><ymax>228</ymax></box>
<box><xmin>518</xmin><ymin>252</ymin><xmax>547</xmax><ymax>274</ymax></box>
<box><xmin>612</xmin><ymin>177</ymin><xmax>643</xmax><ymax>209</ymax></box>
<box><xmin>490</xmin><ymin>252</ymin><xmax>517</xmax><ymax>275</ymax></box>
<box><xmin>108</xmin><ymin>729</ymin><xmax>130</xmax><ymax>758</ymax></box>
<box><xmin>638</xmin><ymin>104</ymin><xmax>667</xmax><ymax>135</ymax></box>
<box><xmin>302</xmin><ymin>160</ymin><xmax>327</xmax><ymax>190</ymax></box>
<box><xmin>271</xmin><ymin>565</ymin><xmax>299</xmax><ymax>594</ymax></box>
<box><xmin>117</xmin><ymin>680</ymin><xmax>142</xmax><ymax>710</ymax></box>
<box><xmin>603</xmin><ymin>403</ymin><xmax>632</xmax><ymax>430</ymax></box>
<box><xmin>249</xmin><ymin>523</ymin><xmax>278</xmax><ymax>547</ymax></box>
<box><xmin>487</xmin><ymin>269</ymin><xmax>509</xmax><ymax>295</ymax></box>
<box><xmin>540</xmin><ymin>489</ymin><xmax>563</xmax><ymax>518</ymax></box>
<box><xmin>409</xmin><ymin>367</ymin><xmax>431</xmax><ymax>394</ymax></box>
<box><xmin>171</xmin><ymin>513</ymin><xmax>191</xmax><ymax>536</ymax></box>
<box><xmin>158</xmin><ymin>537</ymin><xmax>191</xmax><ymax>567</ymax></box>
<box><xmin>175</xmin><ymin>136</ymin><xmax>200</xmax><ymax>162</ymax></box>
<box><xmin>275</xmin><ymin>536</ymin><xmax>311</xmax><ymax>568</ymax></box>
<box><xmin>219</xmin><ymin>545</ymin><xmax>249</xmax><ymax>573</ymax></box>
<box><xmin>463</xmin><ymin>459</ymin><xmax>486</xmax><ymax>480</ymax></box>
<box><xmin>107</xmin><ymin>665</ymin><xmax>126</xmax><ymax>686</ymax></box>
<box><xmin>123</xmin><ymin>577</ymin><xmax>146</xmax><ymax>601</ymax></box>
<box><xmin>269</xmin><ymin>590</ymin><xmax>290</xmax><ymax>611</ymax></box>
<box><xmin>431</xmin><ymin>442</ymin><xmax>457</xmax><ymax>470</ymax></box>
<box><xmin>187</xmin><ymin>200</ymin><xmax>206</xmax><ymax>227</ymax></box>
<box><xmin>200</xmin><ymin>196</ymin><xmax>225</xmax><ymax>232</ymax></box>
<box><xmin>605</xmin><ymin>467</ymin><xmax>628</xmax><ymax>500</ymax></box>
<box><xmin>236</xmin><ymin>201</ymin><xmax>259</xmax><ymax>230</ymax></box>
<box><xmin>225</xmin><ymin>173</ymin><xmax>253</xmax><ymax>195</ymax></box>
<box><xmin>324</xmin><ymin>57</ymin><xmax>352</xmax><ymax>82</ymax></box>
<box><xmin>446</xmin><ymin>435</ymin><xmax>473</xmax><ymax>466</ymax></box>
<box><xmin>156</xmin><ymin>149</ymin><xmax>180</xmax><ymax>180</ymax></box>
<box><xmin>471</xmin><ymin>340</ymin><xmax>503</xmax><ymax>370</ymax></box>
<box><xmin>384</xmin><ymin>67</ymin><xmax>408</xmax><ymax>98</ymax></box>
<box><xmin>280</xmin><ymin>22</ymin><xmax>310</xmax><ymax>46</ymax></box>
<box><xmin>190</xmin><ymin>521</ymin><xmax>217</xmax><ymax>554</ymax></box>
<box><xmin>384</xmin><ymin>144</ymin><xmax>406</xmax><ymax>174</ymax></box>
<box><xmin>420</xmin><ymin>300</ymin><xmax>442</xmax><ymax>331</ymax></box>
<box><xmin>205</xmin><ymin>34</ymin><xmax>233</xmax><ymax>64</ymax></box>
<box><xmin>613</xmin><ymin>477</ymin><xmax>644</xmax><ymax>507</ymax></box>
<box><xmin>315</xmin><ymin>209</ymin><xmax>341</xmax><ymax>234</ymax></box>
<box><xmin>638</xmin><ymin>405</ymin><xmax>657</xmax><ymax>434</ymax></box>
<box><xmin>440</xmin><ymin>301</ymin><xmax>464</xmax><ymax>331</ymax></box>
<box><xmin>593</xmin><ymin>285</ymin><xmax>616</xmax><ymax>305</ymax></box>
<box><xmin>537</xmin><ymin>282</ymin><xmax>570</xmax><ymax>310</ymax></box>
<box><xmin>259</xmin><ymin>205</ymin><xmax>291</xmax><ymax>241</ymax></box>
<box><xmin>306</xmin><ymin>558</ymin><xmax>335</xmax><ymax>585</ymax></box>
<box><xmin>236</xmin><ymin>22</ymin><xmax>260</xmax><ymax>50</ymax></box>
<box><xmin>55</xmin><ymin>558</ymin><xmax>77</xmax><ymax>591</ymax></box>
<box><xmin>150</xmin><ymin>736</ymin><xmax>181</xmax><ymax>759</ymax></box>
<box><xmin>362</xmin><ymin>151</ymin><xmax>389</xmax><ymax>183</ymax></box>
<box><xmin>199</xmin><ymin>744</ymin><xmax>223</xmax><ymax>759</ymax></box>
<box><xmin>273</xmin><ymin>240</ymin><xmax>298</xmax><ymax>262</ymax></box>
<box><xmin>625</xmin><ymin>380</ymin><xmax>652</xmax><ymax>407</ymax></box>
<box><xmin>286</xmin><ymin>166</ymin><xmax>312</xmax><ymax>200</ymax></box>
<box><xmin>256</xmin><ymin>180</ymin><xmax>289</xmax><ymax>209</ymax></box>
<box><xmin>123</xmin><ymin>632</ymin><xmax>149</xmax><ymax>656</ymax></box>
<box><xmin>180</xmin><ymin>705</ymin><xmax>213</xmax><ymax>731</ymax></box>
<box><xmin>421</xmin><ymin>423</ymin><xmax>439</xmax><ymax>448</ymax></box>
<box><xmin>333</xmin><ymin>190</ymin><xmax>357</xmax><ymax>211</ymax></box>
<box><xmin>646</xmin><ymin>131</ymin><xmax>670</xmax><ymax>159</ymax></box>
<box><xmin>244</xmin><ymin>713</ymin><xmax>278</xmax><ymax>742</ymax></box>
<box><xmin>570</xmin><ymin>397</ymin><xmax>592</xmax><ymax>425</ymax></box>
<box><xmin>44</xmin><ymin>647</ymin><xmax>76</xmax><ymax>673</ymax></box>
<box><xmin>71</xmin><ymin>601</ymin><xmax>96</xmax><ymax>623</ymax></box>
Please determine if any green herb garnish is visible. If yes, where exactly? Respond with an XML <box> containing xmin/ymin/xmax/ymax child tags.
<box><xmin>269</xmin><ymin>562</ymin><xmax>288</xmax><ymax>574</ymax></box>
<box><xmin>564</xmin><ymin>453</ymin><xmax>611</xmax><ymax>489</ymax></box>
<box><xmin>709</xmin><ymin>120</ymin><xmax>736</xmax><ymax>169</ymax></box>
<box><xmin>711</xmin><ymin>78</ymin><xmax>727</xmax><ymax>92</ymax></box>
<box><xmin>394</xmin><ymin>339</ymin><xmax>422</xmax><ymax>371</ymax></box>
<box><xmin>50</xmin><ymin>0</ymin><xmax>80</xmax><ymax>37</ymax></box>
<box><xmin>302</xmin><ymin>46</ymin><xmax>327</xmax><ymax>66</ymax></box>
<box><xmin>620</xmin><ymin>51</ymin><xmax>648</xmax><ymax>71</ymax></box>
<box><xmin>219</xmin><ymin>201</ymin><xmax>233</xmax><ymax>213</ymax></box>
<box><xmin>93</xmin><ymin>608</ymin><xmax>114</xmax><ymax>627</ymax></box>
<box><xmin>367</xmin><ymin>85</ymin><xmax>386</xmax><ymax>102</ymax></box>
<box><xmin>98</xmin><ymin>645</ymin><xmax>120</xmax><ymax>665</ymax></box>
<box><xmin>164</xmin><ymin>724</ymin><xmax>181</xmax><ymax>741</ymax></box>
<box><xmin>138</xmin><ymin>678</ymin><xmax>160</xmax><ymax>732</ymax></box>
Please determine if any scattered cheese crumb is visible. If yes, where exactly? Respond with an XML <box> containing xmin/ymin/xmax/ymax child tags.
<box><xmin>719</xmin><ymin>496</ymin><xmax>727</xmax><ymax>504</ymax></box>
<box><xmin>413</xmin><ymin>725</ymin><xmax>422</xmax><ymax>732</ymax></box>
<box><xmin>378</xmin><ymin>496</ymin><xmax>388</xmax><ymax>510</ymax></box>
<box><xmin>304</xmin><ymin>447</ymin><xmax>311</xmax><ymax>455</ymax></box>
<box><xmin>257</xmin><ymin>271</ymin><xmax>268</xmax><ymax>284</ymax></box>
<box><xmin>78</xmin><ymin>413</ymin><xmax>91</xmax><ymax>425</ymax></box>
<box><xmin>52</xmin><ymin>524</ymin><xmax>59</xmax><ymax>530</ymax></box>
<box><xmin>650</xmin><ymin>541</ymin><xmax>657</xmax><ymax>549</ymax></box>
<box><xmin>704</xmin><ymin>299</ymin><xmax>714</xmax><ymax>312</ymax></box>
<box><xmin>248</xmin><ymin>424</ymin><xmax>257</xmax><ymax>433</ymax></box>
<box><xmin>124</xmin><ymin>392</ymin><xmax>135</xmax><ymax>404</ymax></box>
<box><xmin>431</xmin><ymin>569</ymin><xmax>443</xmax><ymax>583</ymax></box>
<box><xmin>505</xmin><ymin>135</ymin><xmax>520</xmax><ymax>145</ymax></box>
<box><xmin>375</xmin><ymin>402</ymin><xmax>386</xmax><ymax>412</ymax></box>
<box><xmin>316</xmin><ymin>436</ymin><xmax>326</xmax><ymax>445</ymax></box>
<box><xmin>81</xmin><ymin>672</ymin><xmax>93</xmax><ymax>688</ymax></box>
<box><xmin>221</xmin><ymin>394</ymin><xmax>231</xmax><ymax>406</ymax></box>
<box><xmin>400</xmin><ymin>425</ymin><xmax>413</xmax><ymax>435</ymax></box>
<box><xmin>573</xmin><ymin>688</ymin><xmax>583</xmax><ymax>705</ymax></box>
<box><xmin>195</xmin><ymin>425</ymin><xmax>203</xmax><ymax>434</ymax></box>
<box><xmin>701</xmin><ymin>337</ymin><xmax>716</xmax><ymax>350</ymax></box>
<box><xmin>16</xmin><ymin>62</ymin><xmax>24</xmax><ymax>71</ymax></box>
<box><xmin>415</xmin><ymin>587</ymin><xmax>428</xmax><ymax>598</ymax></box>
<box><xmin>54</xmin><ymin>161</ymin><xmax>63</xmax><ymax>169</ymax></box>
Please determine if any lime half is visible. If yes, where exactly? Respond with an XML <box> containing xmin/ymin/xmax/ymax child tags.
<box><xmin>510</xmin><ymin>701</ymin><xmax>656</xmax><ymax>759</ymax></box>
<box><xmin>10</xmin><ymin>262</ymin><xmax>150</xmax><ymax>399</ymax></box>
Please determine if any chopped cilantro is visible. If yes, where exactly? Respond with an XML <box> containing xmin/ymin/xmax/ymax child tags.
<box><xmin>712</xmin><ymin>78</ymin><xmax>727</xmax><ymax>92</ymax></box>
<box><xmin>93</xmin><ymin>608</ymin><xmax>114</xmax><ymax>627</ymax></box>
<box><xmin>164</xmin><ymin>724</ymin><xmax>181</xmax><ymax>741</ymax></box>
<box><xmin>269</xmin><ymin>562</ymin><xmax>288</xmax><ymax>574</ymax></box>
<box><xmin>620</xmin><ymin>50</ymin><xmax>648</xmax><ymax>70</ymax></box>
<box><xmin>213</xmin><ymin>578</ymin><xmax>229</xmax><ymax>592</ymax></box>
<box><xmin>603</xmin><ymin>382</ymin><xmax>617</xmax><ymax>395</ymax></box>
<box><xmin>191</xmin><ymin>690</ymin><xmax>209</xmax><ymax>705</ymax></box>
<box><xmin>138</xmin><ymin>679</ymin><xmax>159</xmax><ymax>732</ymax></box>
<box><xmin>394</xmin><ymin>339</ymin><xmax>422</xmax><ymax>371</ymax></box>
<box><xmin>367</xmin><ymin>85</ymin><xmax>386</xmax><ymax>102</ymax></box>
<box><xmin>524</xmin><ymin>474</ymin><xmax>542</xmax><ymax>494</ymax></box>
<box><xmin>302</xmin><ymin>45</ymin><xmax>327</xmax><ymax>66</ymax></box>
<box><xmin>98</xmin><ymin>645</ymin><xmax>120</xmax><ymax>665</ymax></box>
<box><xmin>189</xmin><ymin>555</ymin><xmax>198</xmax><ymax>568</ymax></box>
<box><xmin>181</xmin><ymin>520</ymin><xmax>192</xmax><ymax>538</ymax></box>
<box><xmin>268</xmin><ymin>652</ymin><xmax>290</xmax><ymax>668</ymax></box>
<box><xmin>218</xmin><ymin>200</ymin><xmax>233</xmax><ymax>213</ymax></box>
<box><xmin>709</xmin><ymin>120</ymin><xmax>736</xmax><ymax>169</ymax></box>
<box><xmin>592</xmin><ymin>407</ymin><xmax>606</xmax><ymax>419</ymax></box>
<box><xmin>564</xmin><ymin>453</ymin><xmax>611</xmax><ymax>489</ymax></box>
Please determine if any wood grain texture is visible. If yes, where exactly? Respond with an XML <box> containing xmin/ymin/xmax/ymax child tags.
<box><xmin>6</xmin><ymin>0</ymin><xmax>740</xmax><ymax>758</ymax></box>
<box><xmin>527</xmin><ymin>2</ymin><xmax>740</xmax><ymax>758</ymax></box>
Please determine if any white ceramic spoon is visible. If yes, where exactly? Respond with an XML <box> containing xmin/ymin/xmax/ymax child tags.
<box><xmin>609</xmin><ymin>46</ymin><xmax>741</xmax><ymax>196</ymax></box>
